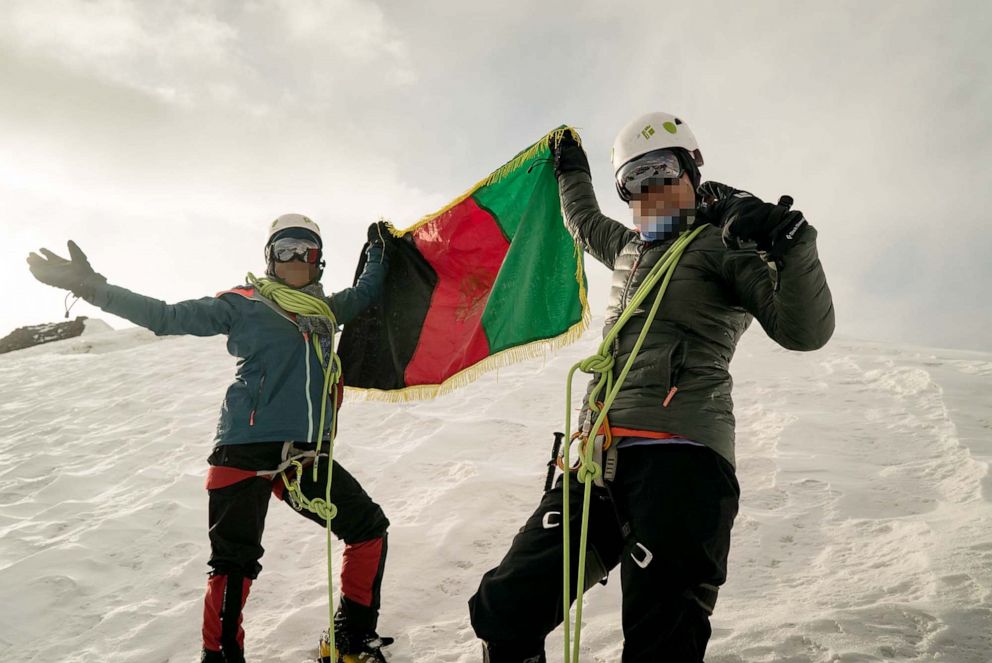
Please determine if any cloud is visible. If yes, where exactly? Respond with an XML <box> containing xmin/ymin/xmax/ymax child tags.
<box><xmin>3</xmin><ymin>1</ymin><xmax>239</xmax><ymax>106</ymax></box>
<box><xmin>0</xmin><ymin>0</ymin><xmax>437</xmax><ymax>338</ymax></box>
<box><xmin>0</xmin><ymin>0</ymin><xmax>415</xmax><ymax>110</ymax></box>
<box><xmin>1</xmin><ymin>0</ymin><xmax>990</xmax><ymax>351</ymax></box>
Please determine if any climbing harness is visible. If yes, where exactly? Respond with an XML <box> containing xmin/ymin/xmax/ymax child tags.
<box><xmin>558</xmin><ymin>225</ymin><xmax>706</xmax><ymax>663</ymax></box>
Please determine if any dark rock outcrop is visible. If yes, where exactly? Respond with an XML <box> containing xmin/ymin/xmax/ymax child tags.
<box><xmin>0</xmin><ymin>316</ymin><xmax>90</xmax><ymax>354</ymax></box>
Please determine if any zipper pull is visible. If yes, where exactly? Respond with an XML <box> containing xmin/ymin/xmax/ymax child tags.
<box><xmin>249</xmin><ymin>410</ymin><xmax>256</xmax><ymax>426</ymax></box>
<box><xmin>662</xmin><ymin>386</ymin><xmax>678</xmax><ymax>408</ymax></box>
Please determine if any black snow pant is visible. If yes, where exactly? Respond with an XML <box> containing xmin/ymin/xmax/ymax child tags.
<box><xmin>202</xmin><ymin>442</ymin><xmax>389</xmax><ymax>660</ymax></box>
<box><xmin>469</xmin><ymin>444</ymin><xmax>739</xmax><ymax>663</ymax></box>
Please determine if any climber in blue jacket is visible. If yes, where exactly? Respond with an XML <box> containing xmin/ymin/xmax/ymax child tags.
<box><xmin>28</xmin><ymin>214</ymin><xmax>394</xmax><ymax>663</ymax></box>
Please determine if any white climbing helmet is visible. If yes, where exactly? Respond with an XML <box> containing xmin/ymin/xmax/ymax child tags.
<box><xmin>611</xmin><ymin>112</ymin><xmax>704</xmax><ymax>178</ymax></box>
<box><xmin>266</xmin><ymin>213</ymin><xmax>322</xmax><ymax>245</ymax></box>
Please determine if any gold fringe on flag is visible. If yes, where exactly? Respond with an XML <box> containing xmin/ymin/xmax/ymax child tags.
<box><xmin>343</xmin><ymin>309</ymin><xmax>590</xmax><ymax>404</ymax></box>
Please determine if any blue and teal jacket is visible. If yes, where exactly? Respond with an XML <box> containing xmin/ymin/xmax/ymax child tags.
<box><xmin>84</xmin><ymin>246</ymin><xmax>387</xmax><ymax>446</ymax></box>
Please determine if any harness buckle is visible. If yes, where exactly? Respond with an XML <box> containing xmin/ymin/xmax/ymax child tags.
<box><xmin>631</xmin><ymin>542</ymin><xmax>653</xmax><ymax>569</ymax></box>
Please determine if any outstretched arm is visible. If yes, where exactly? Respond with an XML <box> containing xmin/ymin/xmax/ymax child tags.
<box><xmin>27</xmin><ymin>241</ymin><xmax>236</xmax><ymax>336</ymax></box>
<box><xmin>89</xmin><ymin>285</ymin><xmax>238</xmax><ymax>337</ymax></box>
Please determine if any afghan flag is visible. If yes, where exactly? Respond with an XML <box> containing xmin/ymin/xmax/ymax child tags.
<box><xmin>338</xmin><ymin>127</ymin><xmax>589</xmax><ymax>400</ymax></box>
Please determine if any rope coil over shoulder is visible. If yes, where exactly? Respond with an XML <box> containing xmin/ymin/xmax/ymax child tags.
<box><xmin>246</xmin><ymin>272</ymin><xmax>343</xmax><ymax>657</ymax></box>
<box><xmin>559</xmin><ymin>226</ymin><xmax>706</xmax><ymax>663</ymax></box>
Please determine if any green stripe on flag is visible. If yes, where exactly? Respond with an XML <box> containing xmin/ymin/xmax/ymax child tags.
<box><xmin>477</xmin><ymin>158</ymin><xmax>586</xmax><ymax>353</ymax></box>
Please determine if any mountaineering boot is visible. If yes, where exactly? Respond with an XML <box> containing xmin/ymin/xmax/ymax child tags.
<box><xmin>318</xmin><ymin>597</ymin><xmax>393</xmax><ymax>662</ymax></box>
<box><xmin>201</xmin><ymin>645</ymin><xmax>244</xmax><ymax>662</ymax></box>
<box><xmin>318</xmin><ymin>626</ymin><xmax>394</xmax><ymax>662</ymax></box>
<box><xmin>481</xmin><ymin>640</ymin><xmax>547</xmax><ymax>663</ymax></box>
<box><xmin>201</xmin><ymin>647</ymin><xmax>243</xmax><ymax>663</ymax></box>
<box><xmin>200</xmin><ymin>649</ymin><xmax>224</xmax><ymax>663</ymax></box>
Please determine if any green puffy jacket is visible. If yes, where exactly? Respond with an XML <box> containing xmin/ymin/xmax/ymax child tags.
<box><xmin>558</xmin><ymin>171</ymin><xmax>835</xmax><ymax>468</ymax></box>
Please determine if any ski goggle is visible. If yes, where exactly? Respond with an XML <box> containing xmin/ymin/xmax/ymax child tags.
<box><xmin>267</xmin><ymin>237</ymin><xmax>321</xmax><ymax>264</ymax></box>
<box><xmin>616</xmin><ymin>150</ymin><xmax>684</xmax><ymax>200</ymax></box>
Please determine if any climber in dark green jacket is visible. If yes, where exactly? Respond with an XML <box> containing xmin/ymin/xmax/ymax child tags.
<box><xmin>28</xmin><ymin>214</ymin><xmax>395</xmax><ymax>663</ymax></box>
<box><xmin>470</xmin><ymin>113</ymin><xmax>835</xmax><ymax>663</ymax></box>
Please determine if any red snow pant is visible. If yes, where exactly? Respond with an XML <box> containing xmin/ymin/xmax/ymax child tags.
<box><xmin>202</xmin><ymin>442</ymin><xmax>389</xmax><ymax>661</ymax></box>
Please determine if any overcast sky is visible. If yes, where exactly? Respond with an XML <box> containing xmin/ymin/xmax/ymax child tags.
<box><xmin>2</xmin><ymin>0</ymin><xmax>989</xmax><ymax>351</ymax></box>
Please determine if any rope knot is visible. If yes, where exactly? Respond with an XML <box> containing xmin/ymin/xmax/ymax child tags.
<box><xmin>577</xmin><ymin>461</ymin><xmax>602</xmax><ymax>484</ymax></box>
<box><xmin>579</xmin><ymin>353</ymin><xmax>613</xmax><ymax>375</ymax></box>
<box><xmin>311</xmin><ymin>499</ymin><xmax>337</xmax><ymax>522</ymax></box>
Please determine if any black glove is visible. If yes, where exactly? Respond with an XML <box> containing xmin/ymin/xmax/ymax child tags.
<box><xmin>549</xmin><ymin>128</ymin><xmax>589</xmax><ymax>177</ymax></box>
<box><xmin>26</xmin><ymin>240</ymin><xmax>106</xmax><ymax>298</ymax></box>
<box><xmin>367</xmin><ymin>220</ymin><xmax>388</xmax><ymax>248</ymax></box>
<box><xmin>722</xmin><ymin>195</ymin><xmax>808</xmax><ymax>259</ymax></box>
<box><xmin>697</xmin><ymin>182</ymin><xmax>809</xmax><ymax>259</ymax></box>
<box><xmin>365</xmin><ymin>220</ymin><xmax>392</xmax><ymax>265</ymax></box>
<box><xmin>695</xmin><ymin>181</ymin><xmax>739</xmax><ymax>225</ymax></box>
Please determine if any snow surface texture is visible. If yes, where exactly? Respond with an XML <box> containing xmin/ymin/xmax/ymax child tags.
<box><xmin>0</xmin><ymin>322</ymin><xmax>990</xmax><ymax>662</ymax></box>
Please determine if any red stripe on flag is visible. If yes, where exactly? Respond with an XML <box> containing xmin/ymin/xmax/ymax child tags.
<box><xmin>404</xmin><ymin>197</ymin><xmax>509</xmax><ymax>385</ymax></box>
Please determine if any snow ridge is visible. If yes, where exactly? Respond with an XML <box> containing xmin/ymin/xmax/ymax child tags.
<box><xmin>0</xmin><ymin>328</ymin><xmax>989</xmax><ymax>662</ymax></box>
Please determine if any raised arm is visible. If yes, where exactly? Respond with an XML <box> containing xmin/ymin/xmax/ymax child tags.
<box><xmin>327</xmin><ymin>222</ymin><xmax>390</xmax><ymax>325</ymax></box>
<box><xmin>552</xmin><ymin>131</ymin><xmax>635</xmax><ymax>270</ymax></box>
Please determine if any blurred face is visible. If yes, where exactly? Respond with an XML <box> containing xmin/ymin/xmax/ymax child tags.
<box><xmin>267</xmin><ymin>235</ymin><xmax>321</xmax><ymax>287</ymax></box>
<box><xmin>630</xmin><ymin>171</ymin><xmax>696</xmax><ymax>219</ymax></box>
<box><xmin>273</xmin><ymin>260</ymin><xmax>318</xmax><ymax>288</ymax></box>
<box><xmin>629</xmin><ymin>171</ymin><xmax>696</xmax><ymax>238</ymax></box>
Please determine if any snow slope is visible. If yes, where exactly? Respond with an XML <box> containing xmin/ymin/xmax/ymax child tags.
<box><xmin>0</xmin><ymin>323</ymin><xmax>989</xmax><ymax>662</ymax></box>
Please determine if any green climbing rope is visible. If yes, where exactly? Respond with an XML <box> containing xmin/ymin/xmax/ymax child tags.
<box><xmin>246</xmin><ymin>273</ymin><xmax>343</xmax><ymax>657</ymax></box>
<box><xmin>561</xmin><ymin>225</ymin><xmax>706</xmax><ymax>663</ymax></box>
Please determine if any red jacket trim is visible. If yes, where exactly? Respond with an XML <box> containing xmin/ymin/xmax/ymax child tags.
<box><xmin>610</xmin><ymin>427</ymin><xmax>682</xmax><ymax>440</ymax></box>
<box><xmin>215</xmin><ymin>286</ymin><xmax>255</xmax><ymax>299</ymax></box>
<box><xmin>206</xmin><ymin>465</ymin><xmax>259</xmax><ymax>490</ymax></box>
